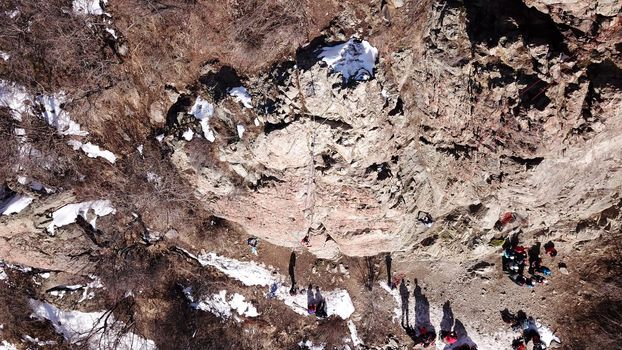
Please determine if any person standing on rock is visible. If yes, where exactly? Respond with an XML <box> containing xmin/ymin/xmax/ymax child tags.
<box><xmin>307</xmin><ymin>284</ymin><xmax>316</xmax><ymax>315</ymax></box>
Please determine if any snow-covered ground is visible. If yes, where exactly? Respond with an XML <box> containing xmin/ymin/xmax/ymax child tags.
<box><xmin>0</xmin><ymin>340</ymin><xmax>17</xmax><ymax>350</ymax></box>
<box><xmin>229</xmin><ymin>87</ymin><xmax>252</xmax><ymax>108</ymax></box>
<box><xmin>236</xmin><ymin>124</ymin><xmax>245</xmax><ymax>138</ymax></box>
<box><xmin>0</xmin><ymin>194</ymin><xmax>33</xmax><ymax>215</ymax></box>
<box><xmin>347</xmin><ymin>320</ymin><xmax>363</xmax><ymax>347</ymax></box>
<box><xmin>29</xmin><ymin>300</ymin><xmax>156</xmax><ymax>350</ymax></box>
<box><xmin>68</xmin><ymin>140</ymin><xmax>117</xmax><ymax>164</ymax></box>
<box><xmin>183</xmin><ymin>287</ymin><xmax>259</xmax><ymax>319</ymax></box>
<box><xmin>182</xmin><ymin>249</ymin><xmax>355</xmax><ymax>319</ymax></box>
<box><xmin>37</xmin><ymin>94</ymin><xmax>88</xmax><ymax>136</ymax></box>
<box><xmin>190</xmin><ymin>96</ymin><xmax>216</xmax><ymax>142</ymax></box>
<box><xmin>46</xmin><ymin>200</ymin><xmax>116</xmax><ymax>234</ymax></box>
<box><xmin>0</xmin><ymin>80</ymin><xmax>30</xmax><ymax>121</ymax></box>
<box><xmin>319</xmin><ymin>39</ymin><xmax>378</xmax><ymax>83</ymax></box>
<box><xmin>72</xmin><ymin>0</ymin><xmax>107</xmax><ymax>16</ymax></box>
<box><xmin>48</xmin><ymin>275</ymin><xmax>103</xmax><ymax>302</ymax></box>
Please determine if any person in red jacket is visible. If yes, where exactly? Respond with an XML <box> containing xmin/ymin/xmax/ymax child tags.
<box><xmin>512</xmin><ymin>337</ymin><xmax>526</xmax><ymax>350</ymax></box>
<box><xmin>441</xmin><ymin>330</ymin><xmax>458</xmax><ymax>344</ymax></box>
<box><xmin>544</xmin><ymin>241</ymin><xmax>557</xmax><ymax>257</ymax></box>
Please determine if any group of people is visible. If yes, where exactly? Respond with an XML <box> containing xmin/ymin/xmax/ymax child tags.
<box><xmin>502</xmin><ymin>238</ymin><xmax>556</xmax><ymax>288</ymax></box>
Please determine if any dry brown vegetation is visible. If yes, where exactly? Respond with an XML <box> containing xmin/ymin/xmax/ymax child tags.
<box><xmin>0</xmin><ymin>0</ymin><xmax>120</xmax><ymax>93</ymax></box>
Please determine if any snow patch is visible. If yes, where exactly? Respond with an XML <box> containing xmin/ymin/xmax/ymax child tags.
<box><xmin>298</xmin><ymin>339</ymin><xmax>325</xmax><ymax>350</ymax></box>
<box><xmin>0</xmin><ymin>194</ymin><xmax>33</xmax><ymax>215</ymax></box>
<box><xmin>347</xmin><ymin>320</ymin><xmax>363</xmax><ymax>347</ymax></box>
<box><xmin>105</xmin><ymin>27</ymin><xmax>117</xmax><ymax>39</ymax></box>
<box><xmin>0</xmin><ymin>341</ymin><xmax>17</xmax><ymax>350</ymax></box>
<box><xmin>254</xmin><ymin>118</ymin><xmax>260</xmax><ymax>126</ymax></box>
<box><xmin>0</xmin><ymin>51</ymin><xmax>9</xmax><ymax>61</ymax></box>
<box><xmin>72</xmin><ymin>0</ymin><xmax>107</xmax><ymax>16</ymax></box>
<box><xmin>182</xmin><ymin>128</ymin><xmax>194</xmax><ymax>141</ymax></box>
<box><xmin>236</xmin><ymin>125</ymin><xmax>245</xmax><ymax>138</ymax></box>
<box><xmin>319</xmin><ymin>38</ymin><xmax>378</xmax><ymax>83</ymax></box>
<box><xmin>37</xmin><ymin>94</ymin><xmax>88</xmax><ymax>136</ymax></box>
<box><xmin>47</xmin><ymin>200</ymin><xmax>116</xmax><ymax>234</ymax></box>
<box><xmin>68</xmin><ymin>140</ymin><xmax>117</xmax><ymax>164</ymax></box>
<box><xmin>0</xmin><ymin>80</ymin><xmax>30</xmax><ymax>121</ymax></box>
<box><xmin>5</xmin><ymin>10</ymin><xmax>19</xmax><ymax>18</ymax></box>
<box><xmin>189</xmin><ymin>250</ymin><xmax>355</xmax><ymax>319</ymax></box>
<box><xmin>525</xmin><ymin>318</ymin><xmax>560</xmax><ymax>347</ymax></box>
<box><xmin>189</xmin><ymin>96</ymin><xmax>216</xmax><ymax>142</ymax></box>
<box><xmin>137</xmin><ymin>144</ymin><xmax>144</xmax><ymax>156</ymax></box>
<box><xmin>29</xmin><ymin>300</ymin><xmax>156</xmax><ymax>350</ymax></box>
<box><xmin>229</xmin><ymin>87</ymin><xmax>252</xmax><ymax>108</ymax></box>
<box><xmin>184</xmin><ymin>288</ymin><xmax>259</xmax><ymax>319</ymax></box>
<box><xmin>23</xmin><ymin>335</ymin><xmax>56</xmax><ymax>347</ymax></box>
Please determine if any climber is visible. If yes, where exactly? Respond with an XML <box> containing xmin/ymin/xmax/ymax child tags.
<box><xmin>440</xmin><ymin>330</ymin><xmax>458</xmax><ymax>345</ymax></box>
<box><xmin>301</xmin><ymin>235</ymin><xmax>311</xmax><ymax>247</ymax></box>
<box><xmin>510</xmin><ymin>273</ymin><xmax>526</xmax><ymax>286</ymax></box>
<box><xmin>494</xmin><ymin>211</ymin><xmax>516</xmax><ymax>231</ymax></box>
<box><xmin>417</xmin><ymin>326</ymin><xmax>436</xmax><ymax>347</ymax></box>
<box><xmin>315</xmin><ymin>299</ymin><xmax>328</xmax><ymax>318</ymax></box>
<box><xmin>267</xmin><ymin>282</ymin><xmax>278</xmax><ymax>299</ymax></box>
<box><xmin>417</xmin><ymin>211</ymin><xmax>434</xmax><ymax>227</ymax></box>
<box><xmin>391</xmin><ymin>273</ymin><xmax>404</xmax><ymax>290</ymax></box>
<box><xmin>544</xmin><ymin>241</ymin><xmax>557</xmax><ymax>257</ymax></box>
<box><xmin>535</xmin><ymin>266</ymin><xmax>551</xmax><ymax>276</ymax></box>
<box><xmin>307</xmin><ymin>284</ymin><xmax>316</xmax><ymax>314</ymax></box>
<box><xmin>247</xmin><ymin>237</ymin><xmax>259</xmax><ymax>255</ymax></box>
<box><xmin>511</xmin><ymin>338</ymin><xmax>527</xmax><ymax>350</ymax></box>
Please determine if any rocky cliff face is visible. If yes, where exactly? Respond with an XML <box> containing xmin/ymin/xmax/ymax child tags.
<box><xmin>0</xmin><ymin>0</ymin><xmax>621</xmax><ymax>349</ymax></box>
<box><xmin>165</xmin><ymin>0</ymin><xmax>622</xmax><ymax>262</ymax></box>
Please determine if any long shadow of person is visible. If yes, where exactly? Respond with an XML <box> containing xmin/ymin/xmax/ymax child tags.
<box><xmin>399</xmin><ymin>279</ymin><xmax>410</xmax><ymax>328</ymax></box>
<box><xmin>450</xmin><ymin>319</ymin><xmax>478</xmax><ymax>349</ymax></box>
<box><xmin>440</xmin><ymin>301</ymin><xmax>455</xmax><ymax>333</ymax></box>
<box><xmin>386</xmin><ymin>254</ymin><xmax>392</xmax><ymax>286</ymax></box>
<box><xmin>288</xmin><ymin>251</ymin><xmax>296</xmax><ymax>292</ymax></box>
<box><xmin>414</xmin><ymin>280</ymin><xmax>434</xmax><ymax>332</ymax></box>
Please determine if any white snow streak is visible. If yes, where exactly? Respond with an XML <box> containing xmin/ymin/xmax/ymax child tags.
<box><xmin>37</xmin><ymin>94</ymin><xmax>88</xmax><ymax>136</ymax></box>
<box><xmin>47</xmin><ymin>200</ymin><xmax>116</xmax><ymax>234</ymax></box>
<box><xmin>0</xmin><ymin>194</ymin><xmax>33</xmax><ymax>215</ymax></box>
<box><xmin>189</xmin><ymin>96</ymin><xmax>216</xmax><ymax>142</ymax></box>
<box><xmin>236</xmin><ymin>124</ymin><xmax>245</xmax><ymax>138</ymax></box>
<box><xmin>229</xmin><ymin>87</ymin><xmax>252</xmax><ymax>108</ymax></box>
<box><xmin>68</xmin><ymin>140</ymin><xmax>117</xmax><ymax>164</ymax></box>
<box><xmin>347</xmin><ymin>320</ymin><xmax>363</xmax><ymax>347</ymax></box>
